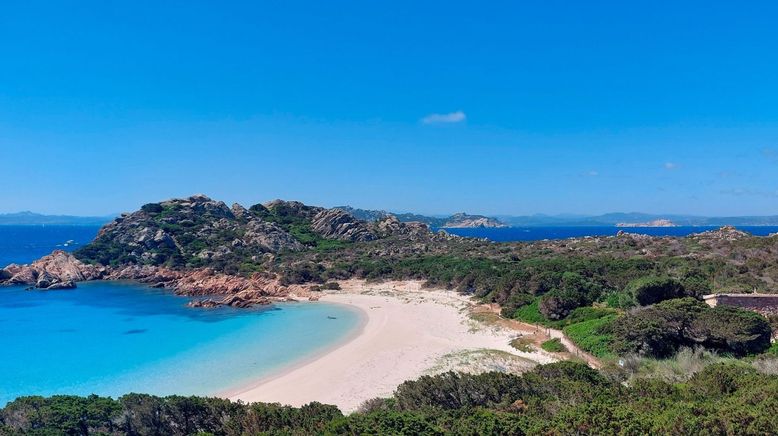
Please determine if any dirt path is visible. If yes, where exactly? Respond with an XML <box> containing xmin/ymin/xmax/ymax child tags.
<box><xmin>473</xmin><ymin>304</ymin><xmax>602</xmax><ymax>369</ymax></box>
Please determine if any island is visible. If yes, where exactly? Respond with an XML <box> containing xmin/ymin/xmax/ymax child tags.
<box><xmin>615</xmin><ymin>218</ymin><xmax>677</xmax><ymax>227</ymax></box>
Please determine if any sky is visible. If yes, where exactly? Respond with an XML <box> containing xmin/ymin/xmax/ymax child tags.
<box><xmin>2</xmin><ymin>1</ymin><xmax>778</xmax><ymax>216</ymax></box>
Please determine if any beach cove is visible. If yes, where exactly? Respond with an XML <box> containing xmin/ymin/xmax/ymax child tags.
<box><xmin>227</xmin><ymin>280</ymin><xmax>557</xmax><ymax>412</ymax></box>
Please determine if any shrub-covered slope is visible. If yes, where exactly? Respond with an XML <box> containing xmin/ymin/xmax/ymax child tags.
<box><xmin>2</xmin><ymin>362</ymin><xmax>776</xmax><ymax>435</ymax></box>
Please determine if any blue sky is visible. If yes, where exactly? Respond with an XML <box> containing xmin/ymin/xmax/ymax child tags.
<box><xmin>2</xmin><ymin>1</ymin><xmax>778</xmax><ymax>216</ymax></box>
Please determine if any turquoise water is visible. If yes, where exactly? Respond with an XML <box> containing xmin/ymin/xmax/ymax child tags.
<box><xmin>0</xmin><ymin>281</ymin><xmax>362</xmax><ymax>405</ymax></box>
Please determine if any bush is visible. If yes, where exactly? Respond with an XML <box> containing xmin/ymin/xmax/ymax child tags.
<box><xmin>689</xmin><ymin>306</ymin><xmax>772</xmax><ymax>356</ymax></box>
<box><xmin>321</xmin><ymin>282</ymin><xmax>341</xmax><ymax>290</ymax></box>
<box><xmin>541</xmin><ymin>338</ymin><xmax>567</xmax><ymax>352</ymax></box>
<box><xmin>3</xmin><ymin>362</ymin><xmax>777</xmax><ymax>435</ymax></box>
<box><xmin>140</xmin><ymin>203</ymin><xmax>164</xmax><ymax>214</ymax></box>
<box><xmin>627</xmin><ymin>276</ymin><xmax>688</xmax><ymax>306</ymax></box>
<box><xmin>563</xmin><ymin>315</ymin><xmax>617</xmax><ymax>358</ymax></box>
<box><xmin>539</xmin><ymin>289</ymin><xmax>585</xmax><ymax>320</ymax></box>
<box><xmin>607</xmin><ymin>298</ymin><xmax>772</xmax><ymax>358</ymax></box>
<box><xmin>514</xmin><ymin>298</ymin><xmax>546</xmax><ymax>324</ymax></box>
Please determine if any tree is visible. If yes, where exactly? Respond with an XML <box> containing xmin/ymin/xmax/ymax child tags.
<box><xmin>627</xmin><ymin>276</ymin><xmax>688</xmax><ymax>306</ymax></box>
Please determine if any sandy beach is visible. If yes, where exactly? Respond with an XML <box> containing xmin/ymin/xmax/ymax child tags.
<box><xmin>226</xmin><ymin>280</ymin><xmax>557</xmax><ymax>412</ymax></box>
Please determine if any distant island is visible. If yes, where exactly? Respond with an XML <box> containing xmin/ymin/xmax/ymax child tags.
<box><xmin>499</xmin><ymin>212</ymin><xmax>778</xmax><ymax>227</ymax></box>
<box><xmin>0</xmin><ymin>211</ymin><xmax>114</xmax><ymax>226</ymax></box>
<box><xmin>334</xmin><ymin>206</ymin><xmax>507</xmax><ymax>228</ymax></box>
<box><xmin>615</xmin><ymin>219</ymin><xmax>677</xmax><ymax>227</ymax></box>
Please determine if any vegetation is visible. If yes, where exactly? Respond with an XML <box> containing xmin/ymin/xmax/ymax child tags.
<box><xmin>562</xmin><ymin>315</ymin><xmax>617</xmax><ymax>358</ymax></box>
<box><xmin>69</xmin><ymin>198</ymin><xmax>778</xmax><ymax>414</ymax></box>
<box><xmin>3</xmin><ymin>362</ymin><xmax>777</xmax><ymax>435</ymax></box>
<box><xmin>540</xmin><ymin>338</ymin><xmax>567</xmax><ymax>353</ymax></box>
<box><xmin>509</xmin><ymin>337</ymin><xmax>534</xmax><ymax>353</ymax></box>
<box><xmin>626</xmin><ymin>275</ymin><xmax>691</xmax><ymax>306</ymax></box>
<box><xmin>606</xmin><ymin>298</ymin><xmax>772</xmax><ymax>358</ymax></box>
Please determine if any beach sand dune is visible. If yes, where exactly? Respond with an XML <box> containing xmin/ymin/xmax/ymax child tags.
<box><xmin>226</xmin><ymin>280</ymin><xmax>556</xmax><ymax>412</ymax></box>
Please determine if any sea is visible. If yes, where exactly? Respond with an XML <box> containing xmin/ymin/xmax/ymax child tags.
<box><xmin>0</xmin><ymin>225</ymin><xmax>362</xmax><ymax>405</ymax></box>
<box><xmin>441</xmin><ymin>225</ymin><xmax>778</xmax><ymax>241</ymax></box>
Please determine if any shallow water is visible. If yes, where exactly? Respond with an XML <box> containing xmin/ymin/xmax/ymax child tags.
<box><xmin>0</xmin><ymin>281</ymin><xmax>361</xmax><ymax>405</ymax></box>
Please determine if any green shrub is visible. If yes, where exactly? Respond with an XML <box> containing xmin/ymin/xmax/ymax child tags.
<box><xmin>514</xmin><ymin>298</ymin><xmax>546</xmax><ymax>324</ymax></box>
<box><xmin>563</xmin><ymin>315</ymin><xmax>617</xmax><ymax>358</ymax></box>
<box><xmin>140</xmin><ymin>203</ymin><xmax>164</xmax><ymax>214</ymax></box>
<box><xmin>608</xmin><ymin>298</ymin><xmax>771</xmax><ymax>358</ymax></box>
<box><xmin>541</xmin><ymin>338</ymin><xmax>567</xmax><ymax>353</ymax></box>
<box><xmin>689</xmin><ymin>306</ymin><xmax>772</xmax><ymax>356</ymax></box>
<box><xmin>321</xmin><ymin>282</ymin><xmax>341</xmax><ymax>290</ymax></box>
<box><xmin>539</xmin><ymin>288</ymin><xmax>585</xmax><ymax>320</ymax></box>
<box><xmin>627</xmin><ymin>276</ymin><xmax>688</xmax><ymax>306</ymax></box>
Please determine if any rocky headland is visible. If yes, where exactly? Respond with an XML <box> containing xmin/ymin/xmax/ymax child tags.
<box><xmin>0</xmin><ymin>195</ymin><xmax>436</xmax><ymax>307</ymax></box>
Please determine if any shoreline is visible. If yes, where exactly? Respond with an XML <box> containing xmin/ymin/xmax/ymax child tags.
<box><xmin>218</xmin><ymin>300</ymin><xmax>370</xmax><ymax>397</ymax></box>
<box><xmin>224</xmin><ymin>280</ymin><xmax>556</xmax><ymax>412</ymax></box>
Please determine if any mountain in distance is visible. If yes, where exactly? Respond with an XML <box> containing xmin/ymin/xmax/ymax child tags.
<box><xmin>0</xmin><ymin>211</ymin><xmax>115</xmax><ymax>226</ymax></box>
<box><xmin>335</xmin><ymin>206</ymin><xmax>507</xmax><ymax>228</ymax></box>
<box><xmin>6</xmin><ymin>207</ymin><xmax>778</xmax><ymax>228</ymax></box>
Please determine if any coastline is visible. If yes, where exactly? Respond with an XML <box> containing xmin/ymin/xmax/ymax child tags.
<box><xmin>224</xmin><ymin>280</ymin><xmax>556</xmax><ymax>412</ymax></box>
<box><xmin>217</xmin><ymin>300</ymin><xmax>370</xmax><ymax>397</ymax></box>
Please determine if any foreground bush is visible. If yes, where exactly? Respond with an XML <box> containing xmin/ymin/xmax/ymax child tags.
<box><xmin>3</xmin><ymin>362</ymin><xmax>776</xmax><ymax>435</ymax></box>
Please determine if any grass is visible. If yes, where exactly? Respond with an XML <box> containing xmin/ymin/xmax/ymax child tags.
<box><xmin>513</xmin><ymin>298</ymin><xmax>618</xmax><ymax>330</ymax></box>
<box><xmin>626</xmin><ymin>347</ymin><xmax>746</xmax><ymax>383</ymax></box>
<box><xmin>562</xmin><ymin>315</ymin><xmax>617</xmax><ymax>358</ymax></box>
<box><xmin>540</xmin><ymin>338</ymin><xmax>567</xmax><ymax>353</ymax></box>
<box><xmin>513</xmin><ymin>299</ymin><xmax>545</xmax><ymax>324</ymax></box>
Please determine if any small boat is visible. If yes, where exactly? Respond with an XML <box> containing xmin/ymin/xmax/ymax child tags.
<box><xmin>327</xmin><ymin>316</ymin><xmax>337</xmax><ymax>320</ymax></box>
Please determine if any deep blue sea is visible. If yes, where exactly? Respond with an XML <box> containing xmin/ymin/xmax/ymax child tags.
<box><xmin>0</xmin><ymin>226</ymin><xmax>362</xmax><ymax>405</ymax></box>
<box><xmin>0</xmin><ymin>225</ymin><xmax>102</xmax><ymax>267</ymax></box>
<box><xmin>442</xmin><ymin>226</ymin><xmax>778</xmax><ymax>241</ymax></box>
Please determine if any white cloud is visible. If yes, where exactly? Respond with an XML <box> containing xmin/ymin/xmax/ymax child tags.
<box><xmin>664</xmin><ymin>162</ymin><xmax>679</xmax><ymax>170</ymax></box>
<box><xmin>421</xmin><ymin>111</ymin><xmax>466</xmax><ymax>124</ymax></box>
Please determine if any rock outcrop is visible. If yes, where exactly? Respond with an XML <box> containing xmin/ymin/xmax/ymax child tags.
<box><xmin>310</xmin><ymin>209</ymin><xmax>379</xmax><ymax>242</ymax></box>
<box><xmin>0</xmin><ymin>250</ymin><xmax>104</xmax><ymax>290</ymax></box>
<box><xmin>691</xmin><ymin>225</ymin><xmax>751</xmax><ymax>242</ymax></box>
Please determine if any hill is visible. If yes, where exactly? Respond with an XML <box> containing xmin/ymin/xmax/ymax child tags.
<box><xmin>0</xmin><ymin>211</ymin><xmax>114</xmax><ymax>226</ymax></box>
<box><xmin>335</xmin><ymin>206</ymin><xmax>506</xmax><ymax>228</ymax></box>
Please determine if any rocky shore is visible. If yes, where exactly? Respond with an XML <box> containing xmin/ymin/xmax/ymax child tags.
<box><xmin>0</xmin><ymin>250</ymin><xmax>314</xmax><ymax>308</ymax></box>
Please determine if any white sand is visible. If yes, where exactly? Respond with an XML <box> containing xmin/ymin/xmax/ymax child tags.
<box><xmin>225</xmin><ymin>280</ymin><xmax>556</xmax><ymax>412</ymax></box>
